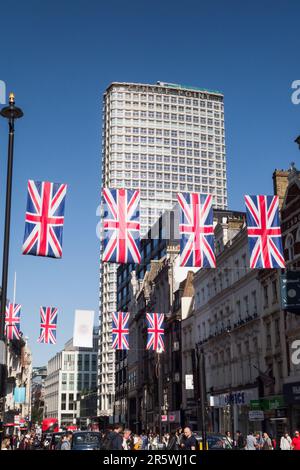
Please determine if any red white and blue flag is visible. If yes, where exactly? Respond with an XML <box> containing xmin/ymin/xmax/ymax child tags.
<box><xmin>178</xmin><ymin>192</ymin><xmax>216</xmax><ymax>267</ymax></box>
<box><xmin>5</xmin><ymin>303</ymin><xmax>21</xmax><ymax>340</ymax></box>
<box><xmin>244</xmin><ymin>195</ymin><xmax>285</xmax><ymax>269</ymax></box>
<box><xmin>102</xmin><ymin>188</ymin><xmax>141</xmax><ymax>264</ymax></box>
<box><xmin>111</xmin><ymin>312</ymin><xmax>130</xmax><ymax>350</ymax></box>
<box><xmin>22</xmin><ymin>180</ymin><xmax>67</xmax><ymax>258</ymax></box>
<box><xmin>38</xmin><ymin>307</ymin><xmax>58</xmax><ymax>344</ymax></box>
<box><xmin>146</xmin><ymin>313</ymin><xmax>165</xmax><ymax>351</ymax></box>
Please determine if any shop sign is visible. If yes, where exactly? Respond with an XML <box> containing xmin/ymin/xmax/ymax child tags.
<box><xmin>210</xmin><ymin>388</ymin><xmax>258</xmax><ymax>407</ymax></box>
<box><xmin>249</xmin><ymin>410</ymin><xmax>264</xmax><ymax>421</ymax></box>
<box><xmin>250</xmin><ymin>400</ymin><xmax>261</xmax><ymax>410</ymax></box>
<box><xmin>185</xmin><ymin>374</ymin><xmax>194</xmax><ymax>390</ymax></box>
<box><xmin>250</xmin><ymin>396</ymin><xmax>284</xmax><ymax>410</ymax></box>
<box><xmin>168</xmin><ymin>411</ymin><xmax>180</xmax><ymax>423</ymax></box>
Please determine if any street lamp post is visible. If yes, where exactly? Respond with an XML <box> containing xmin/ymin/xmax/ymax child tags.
<box><xmin>0</xmin><ymin>94</ymin><xmax>23</xmax><ymax>404</ymax></box>
<box><xmin>156</xmin><ymin>348</ymin><xmax>163</xmax><ymax>442</ymax></box>
<box><xmin>195</xmin><ymin>343</ymin><xmax>207</xmax><ymax>451</ymax></box>
<box><xmin>226</xmin><ymin>327</ymin><xmax>234</xmax><ymax>436</ymax></box>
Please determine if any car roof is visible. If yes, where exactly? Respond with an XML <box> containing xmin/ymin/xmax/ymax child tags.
<box><xmin>73</xmin><ymin>431</ymin><xmax>100</xmax><ymax>435</ymax></box>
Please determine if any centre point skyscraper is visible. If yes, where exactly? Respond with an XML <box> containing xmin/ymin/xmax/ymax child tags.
<box><xmin>98</xmin><ymin>81</ymin><xmax>227</xmax><ymax>416</ymax></box>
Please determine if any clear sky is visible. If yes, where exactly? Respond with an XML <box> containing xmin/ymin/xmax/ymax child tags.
<box><xmin>0</xmin><ymin>0</ymin><xmax>299</xmax><ymax>366</ymax></box>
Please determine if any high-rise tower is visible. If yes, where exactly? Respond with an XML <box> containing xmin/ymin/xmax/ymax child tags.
<box><xmin>98</xmin><ymin>81</ymin><xmax>227</xmax><ymax>416</ymax></box>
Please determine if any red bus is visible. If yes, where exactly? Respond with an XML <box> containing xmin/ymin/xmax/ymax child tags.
<box><xmin>42</xmin><ymin>418</ymin><xmax>59</xmax><ymax>433</ymax></box>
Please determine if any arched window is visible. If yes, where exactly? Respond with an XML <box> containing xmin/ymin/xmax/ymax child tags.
<box><xmin>285</xmin><ymin>234</ymin><xmax>294</xmax><ymax>261</ymax></box>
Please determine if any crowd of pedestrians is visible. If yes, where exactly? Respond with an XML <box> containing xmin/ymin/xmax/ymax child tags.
<box><xmin>1</xmin><ymin>423</ymin><xmax>300</xmax><ymax>451</ymax></box>
<box><xmin>243</xmin><ymin>430</ymin><xmax>300</xmax><ymax>450</ymax></box>
<box><xmin>99</xmin><ymin>425</ymin><xmax>199</xmax><ymax>450</ymax></box>
<box><xmin>0</xmin><ymin>427</ymin><xmax>75</xmax><ymax>451</ymax></box>
<box><xmin>98</xmin><ymin>425</ymin><xmax>300</xmax><ymax>451</ymax></box>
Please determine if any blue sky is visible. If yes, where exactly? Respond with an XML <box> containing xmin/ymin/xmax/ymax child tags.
<box><xmin>0</xmin><ymin>0</ymin><xmax>299</xmax><ymax>366</ymax></box>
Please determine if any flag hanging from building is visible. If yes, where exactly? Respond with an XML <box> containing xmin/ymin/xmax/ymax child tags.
<box><xmin>244</xmin><ymin>195</ymin><xmax>285</xmax><ymax>269</ymax></box>
<box><xmin>111</xmin><ymin>312</ymin><xmax>130</xmax><ymax>350</ymax></box>
<box><xmin>38</xmin><ymin>307</ymin><xmax>58</xmax><ymax>344</ymax></box>
<box><xmin>102</xmin><ymin>188</ymin><xmax>141</xmax><ymax>264</ymax></box>
<box><xmin>22</xmin><ymin>180</ymin><xmax>67</xmax><ymax>258</ymax></box>
<box><xmin>13</xmin><ymin>387</ymin><xmax>26</xmax><ymax>404</ymax></box>
<box><xmin>146</xmin><ymin>313</ymin><xmax>165</xmax><ymax>351</ymax></box>
<box><xmin>73</xmin><ymin>310</ymin><xmax>94</xmax><ymax>348</ymax></box>
<box><xmin>177</xmin><ymin>192</ymin><xmax>216</xmax><ymax>267</ymax></box>
<box><xmin>5</xmin><ymin>303</ymin><xmax>21</xmax><ymax>340</ymax></box>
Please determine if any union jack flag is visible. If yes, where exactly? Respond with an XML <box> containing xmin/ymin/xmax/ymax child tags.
<box><xmin>178</xmin><ymin>192</ymin><xmax>216</xmax><ymax>267</ymax></box>
<box><xmin>111</xmin><ymin>312</ymin><xmax>130</xmax><ymax>350</ymax></box>
<box><xmin>5</xmin><ymin>303</ymin><xmax>21</xmax><ymax>340</ymax></box>
<box><xmin>146</xmin><ymin>313</ymin><xmax>165</xmax><ymax>351</ymax></box>
<box><xmin>102</xmin><ymin>188</ymin><xmax>141</xmax><ymax>264</ymax></box>
<box><xmin>38</xmin><ymin>307</ymin><xmax>58</xmax><ymax>344</ymax></box>
<box><xmin>244</xmin><ymin>195</ymin><xmax>285</xmax><ymax>268</ymax></box>
<box><xmin>22</xmin><ymin>180</ymin><xmax>67</xmax><ymax>258</ymax></box>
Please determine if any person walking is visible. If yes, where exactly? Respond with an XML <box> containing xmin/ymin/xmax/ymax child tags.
<box><xmin>245</xmin><ymin>431</ymin><xmax>258</xmax><ymax>450</ymax></box>
<box><xmin>122</xmin><ymin>429</ymin><xmax>133</xmax><ymax>450</ymax></box>
<box><xmin>61</xmin><ymin>431</ymin><xmax>72</xmax><ymax>450</ymax></box>
<box><xmin>261</xmin><ymin>432</ymin><xmax>273</xmax><ymax>450</ymax></box>
<box><xmin>162</xmin><ymin>432</ymin><xmax>170</xmax><ymax>449</ymax></box>
<box><xmin>280</xmin><ymin>432</ymin><xmax>292</xmax><ymax>450</ymax></box>
<box><xmin>140</xmin><ymin>431</ymin><xmax>148</xmax><ymax>450</ymax></box>
<box><xmin>181</xmin><ymin>427</ymin><xmax>197</xmax><ymax>450</ymax></box>
<box><xmin>101</xmin><ymin>427</ymin><xmax>114</xmax><ymax>450</ymax></box>
<box><xmin>1</xmin><ymin>438</ymin><xmax>12</xmax><ymax>450</ymax></box>
<box><xmin>133</xmin><ymin>435</ymin><xmax>142</xmax><ymax>450</ymax></box>
<box><xmin>166</xmin><ymin>430</ymin><xmax>179</xmax><ymax>450</ymax></box>
<box><xmin>224</xmin><ymin>431</ymin><xmax>233</xmax><ymax>449</ymax></box>
<box><xmin>235</xmin><ymin>431</ymin><xmax>246</xmax><ymax>449</ymax></box>
<box><xmin>291</xmin><ymin>430</ymin><xmax>300</xmax><ymax>450</ymax></box>
<box><xmin>176</xmin><ymin>428</ymin><xmax>185</xmax><ymax>448</ymax></box>
<box><xmin>149</xmin><ymin>433</ymin><xmax>158</xmax><ymax>450</ymax></box>
<box><xmin>110</xmin><ymin>424</ymin><xmax>124</xmax><ymax>450</ymax></box>
<box><xmin>255</xmin><ymin>432</ymin><xmax>263</xmax><ymax>450</ymax></box>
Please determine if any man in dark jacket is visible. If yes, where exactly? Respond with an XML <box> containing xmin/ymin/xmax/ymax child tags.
<box><xmin>235</xmin><ymin>431</ymin><xmax>246</xmax><ymax>449</ymax></box>
<box><xmin>110</xmin><ymin>425</ymin><xmax>123</xmax><ymax>450</ymax></box>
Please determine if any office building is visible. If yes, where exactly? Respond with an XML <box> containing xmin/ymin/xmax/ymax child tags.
<box><xmin>98</xmin><ymin>81</ymin><xmax>227</xmax><ymax>415</ymax></box>
<box><xmin>44</xmin><ymin>330</ymin><xmax>98</xmax><ymax>427</ymax></box>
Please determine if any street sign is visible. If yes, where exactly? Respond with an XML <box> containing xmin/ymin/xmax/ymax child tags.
<box><xmin>249</xmin><ymin>410</ymin><xmax>264</xmax><ymax>421</ymax></box>
<box><xmin>161</xmin><ymin>415</ymin><xmax>168</xmax><ymax>422</ymax></box>
<box><xmin>185</xmin><ymin>374</ymin><xmax>194</xmax><ymax>390</ymax></box>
